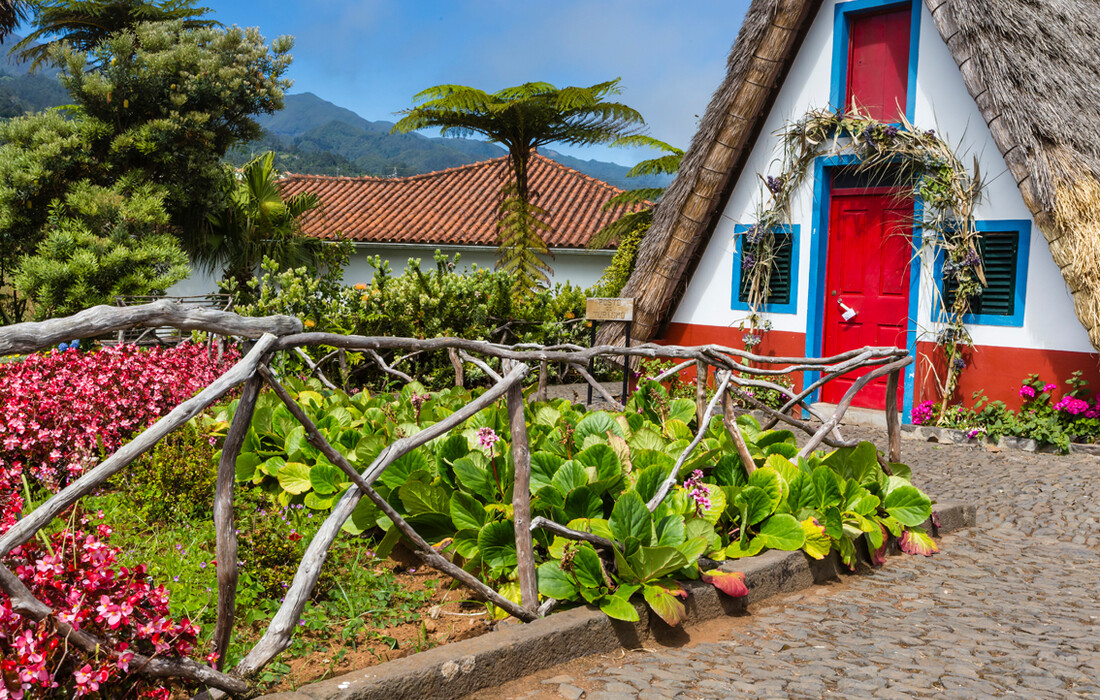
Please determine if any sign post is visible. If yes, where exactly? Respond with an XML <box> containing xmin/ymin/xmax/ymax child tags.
<box><xmin>585</xmin><ymin>298</ymin><xmax>634</xmax><ymax>406</ymax></box>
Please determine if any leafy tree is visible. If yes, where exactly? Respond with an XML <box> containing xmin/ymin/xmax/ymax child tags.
<box><xmin>12</xmin><ymin>0</ymin><xmax>217</xmax><ymax>70</ymax></box>
<box><xmin>205</xmin><ymin>151</ymin><xmax>324</xmax><ymax>293</ymax></box>
<box><xmin>15</xmin><ymin>181</ymin><xmax>190</xmax><ymax>319</ymax></box>
<box><xmin>0</xmin><ymin>20</ymin><xmax>291</xmax><ymax>322</ymax></box>
<box><xmin>591</xmin><ymin>135</ymin><xmax>683</xmax><ymax>296</ymax></box>
<box><xmin>392</xmin><ymin>79</ymin><xmax>644</xmax><ymax>295</ymax></box>
<box><xmin>0</xmin><ymin>0</ymin><xmax>29</xmax><ymax>42</ymax></box>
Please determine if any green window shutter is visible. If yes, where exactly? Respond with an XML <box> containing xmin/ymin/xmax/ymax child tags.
<box><xmin>943</xmin><ymin>230</ymin><xmax>1018</xmax><ymax>316</ymax></box>
<box><xmin>739</xmin><ymin>230</ymin><xmax>794</xmax><ymax>306</ymax></box>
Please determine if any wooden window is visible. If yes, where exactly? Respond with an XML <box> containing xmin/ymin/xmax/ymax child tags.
<box><xmin>944</xmin><ymin>230</ymin><xmax>1020</xmax><ymax>317</ymax></box>
<box><xmin>737</xmin><ymin>230</ymin><xmax>795</xmax><ymax>306</ymax></box>
<box><xmin>846</xmin><ymin>5</ymin><xmax>912</xmax><ymax>121</ymax></box>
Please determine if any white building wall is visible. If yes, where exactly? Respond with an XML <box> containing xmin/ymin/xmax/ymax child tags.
<box><xmin>170</xmin><ymin>244</ymin><xmax>613</xmax><ymax>297</ymax></box>
<box><xmin>671</xmin><ymin>0</ymin><xmax>1092</xmax><ymax>354</ymax></box>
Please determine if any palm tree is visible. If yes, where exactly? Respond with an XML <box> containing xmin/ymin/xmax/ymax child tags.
<box><xmin>392</xmin><ymin>79</ymin><xmax>644</xmax><ymax>295</ymax></box>
<box><xmin>0</xmin><ymin>0</ymin><xmax>28</xmax><ymax>42</ymax></box>
<box><xmin>13</xmin><ymin>0</ymin><xmax>217</xmax><ymax>70</ymax></box>
<box><xmin>203</xmin><ymin>152</ymin><xmax>323</xmax><ymax>293</ymax></box>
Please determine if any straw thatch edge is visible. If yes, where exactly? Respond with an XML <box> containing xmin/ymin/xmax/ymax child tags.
<box><xmin>607</xmin><ymin>0</ymin><xmax>1100</xmax><ymax>354</ymax></box>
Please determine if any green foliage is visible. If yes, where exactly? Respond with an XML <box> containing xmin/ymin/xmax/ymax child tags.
<box><xmin>0</xmin><ymin>19</ymin><xmax>292</xmax><ymax>322</ymax></box>
<box><xmin>219</xmin><ymin>370</ymin><xmax>936</xmax><ymax>625</ymax></box>
<box><xmin>114</xmin><ymin>422</ymin><xmax>217</xmax><ymax>523</ymax></box>
<box><xmin>15</xmin><ymin>181</ymin><xmax>189</xmax><ymax>319</ymax></box>
<box><xmin>233</xmin><ymin>251</ymin><xmax>590</xmax><ymax>388</ymax></box>
<box><xmin>593</xmin><ymin>219</ymin><xmax>647</xmax><ymax>297</ymax></box>
<box><xmin>12</xmin><ymin>0</ymin><xmax>218</xmax><ymax>71</ymax></box>
<box><xmin>393</xmin><ymin>79</ymin><xmax>645</xmax><ymax>297</ymax></box>
<box><xmin>204</xmin><ymin>151</ymin><xmax>324</xmax><ymax>292</ymax></box>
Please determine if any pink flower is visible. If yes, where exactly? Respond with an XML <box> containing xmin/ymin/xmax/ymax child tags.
<box><xmin>1044</xmin><ymin>383</ymin><xmax>1058</xmax><ymax>393</ymax></box>
<box><xmin>1019</xmin><ymin>385</ymin><xmax>1036</xmax><ymax>399</ymax></box>
<box><xmin>1054</xmin><ymin>396</ymin><xmax>1090</xmax><ymax>415</ymax></box>
<box><xmin>682</xmin><ymin>469</ymin><xmax>711</xmax><ymax>515</ymax></box>
<box><xmin>477</xmin><ymin>427</ymin><xmax>500</xmax><ymax>450</ymax></box>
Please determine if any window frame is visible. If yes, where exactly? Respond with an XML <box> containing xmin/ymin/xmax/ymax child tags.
<box><xmin>933</xmin><ymin>219</ymin><xmax>1032</xmax><ymax>327</ymax></box>
<box><xmin>731</xmin><ymin>224</ymin><xmax>800</xmax><ymax>314</ymax></box>
<box><xmin>830</xmin><ymin>0</ymin><xmax>922</xmax><ymax>124</ymax></box>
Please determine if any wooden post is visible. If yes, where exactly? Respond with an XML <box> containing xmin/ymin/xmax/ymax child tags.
<box><xmin>722</xmin><ymin>389</ymin><xmax>757</xmax><ymax>476</ymax></box>
<box><xmin>211</xmin><ymin>374</ymin><xmax>262</xmax><ymax>669</ymax></box>
<box><xmin>536</xmin><ymin>360</ymin><xmax>548</xmax><ymax>403</ymax></box>
<box><xmin>506</xmin><ymin>366</ymin><xmax>538</xmax><ymax>612</ymax></box>
<box><xmin>448</xmin><ymin>347</ymin><xmax>464</xmax><ymax>388</ymax></box>
<box><xmin>885</xmin><ymin>368</ymin><xmax>901</xmax><ymax>464</ymax></box>
<box><xmin>695</xmin><ymin>360</ymin><xmax>707</xmax><ymax>427</ymax></box>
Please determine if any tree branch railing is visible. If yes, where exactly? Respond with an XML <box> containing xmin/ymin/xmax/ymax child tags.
<box><xmin>0</xmin><ymin>302</ymin><xmax>910</xmax><ymax>697</ymax></box>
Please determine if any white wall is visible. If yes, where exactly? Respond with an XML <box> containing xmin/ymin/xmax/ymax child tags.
<box><xmin>671</xmin><ymin>0</ymin><xmax>1092</xmax><ymax>354</ymax></box>
<box><xmin>170</xmin><ymin>243</ymin><xmax>614</xmax><ymax>297</ymax></box>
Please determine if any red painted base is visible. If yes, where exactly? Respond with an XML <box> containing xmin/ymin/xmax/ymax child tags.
<box><xmin>653</xmin><ymin>322</ymin><xmax>1100</xmax><ymax>413</ymax></box>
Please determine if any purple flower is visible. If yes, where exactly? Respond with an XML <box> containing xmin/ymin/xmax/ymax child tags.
<box><xmin>765</xmin><ymin>176</ymin><xmax>783</xmax><ymax>195</ymax></box>
<box><xmin>1019</xmin><ymin>385</ymin><xmax>1036</xmax><ymax>399</ymax></box>
<box><xmin>965</xmin><ymin>427</ymin><xmax>984</xmax><ymax>439</ymax></box>
<box><xmin>884</xmin><ymin>124</ymin><xmax>899</xmax><ymax>138</ymax></box>
<box><xmin>682</xmin><ymin>469</ymin><xmax>711</xmax><ymax>516</ymax></box>
<box><xmin>951</xmin><ymin>357</ymin><xmax>966</xmax><ymax>371</ymax></box>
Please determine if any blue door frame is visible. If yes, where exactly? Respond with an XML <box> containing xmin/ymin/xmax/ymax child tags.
<box><xmin>804</xmin><ymin>154</ymin><xmax>921</xmax><ymax>420</ymax></box>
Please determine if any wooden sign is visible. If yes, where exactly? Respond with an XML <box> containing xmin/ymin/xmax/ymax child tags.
<box><xmin>586</xmin><ymin>297</ymin><xmax>634</xmax><ymax>322</ymax></box>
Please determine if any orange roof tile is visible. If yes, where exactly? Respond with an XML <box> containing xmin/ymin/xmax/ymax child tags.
<box><xmin>278</xmin><ymin>153</ymin><xmax>648</xmax><ymax>250</ymax></box>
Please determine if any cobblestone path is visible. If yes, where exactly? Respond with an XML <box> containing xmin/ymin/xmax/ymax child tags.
<box><xmin>478</xmin><ymin>427</ymin><xmax>1100</xmax><ymax>699</ymax></box>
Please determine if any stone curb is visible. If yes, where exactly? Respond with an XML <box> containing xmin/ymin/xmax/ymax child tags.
<box><xmin>902</xmin><ymin>424</ymin><xmax>1100</xmax><ymax>455</ymax></box>
<box><xmin>259</xmin><ymin>502</ymin><xmax>975</xmax><ymax>700</ymax></box>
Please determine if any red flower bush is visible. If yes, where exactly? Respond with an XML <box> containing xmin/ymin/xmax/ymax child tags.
<box><xmin>0</xmin><ymin>343</ymin><xmax>240</xmax><ymax>493</ymax></box>
<box><xmin>0</xmin><ymin>517</ymin><xmax>198</xmax><ymax>699</ymax></box>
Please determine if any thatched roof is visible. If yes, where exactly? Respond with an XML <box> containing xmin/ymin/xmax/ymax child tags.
<box><xmin>607</xmin><ymin>0</ymin><xmax>1100</xmax><ymax>353</ymax></box>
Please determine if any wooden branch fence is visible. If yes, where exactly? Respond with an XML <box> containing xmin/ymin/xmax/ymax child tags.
<box><xmin>0</xmin><ymin>302</ymin><xmax>910</xmax><ymax>697</ymax></box>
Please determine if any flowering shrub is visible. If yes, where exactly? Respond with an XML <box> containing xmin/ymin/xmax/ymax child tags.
<box><xmin>0</xmin><ymin>516</ymin><xmax>198</xmax><ymax>699</ymax></box>
<box><xmin>911</xmin><ymin>372</ymin><xmax>1100</xmax><ymax>452</ymax></box>
<box><xmin>0</xmin><ymin>343</ymin><xmax>240</xmax><ymax>492</ymax></box>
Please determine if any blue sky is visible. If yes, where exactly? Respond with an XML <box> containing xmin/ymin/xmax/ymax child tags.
<box><xmin>195</xmin><ymin>1</ymin><xmax>752</xmax><ymax>166</ymax></box>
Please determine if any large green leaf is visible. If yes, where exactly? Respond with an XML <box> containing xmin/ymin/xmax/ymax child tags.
<box><xmin>530</xmin><ymin>452</ymin><xmax>564</xmax><ymax>492</ymax></box>
<box><xmin>737</xmin><ymin>486</ymin><xmax>775</xmax><ymax>526</ymax></box>
<box><xmin>235</xmin><ymin>452</ymin><xmax>261</xmax><ymax>482</ymax></box>
<box><xmin>406</xmin><ymin>512</ymin><xmax>455</xmax><ymax>543</ymax></box>
<box><xmin>842</xmin><ymin>482</ymin><xmax>881</xmax><ymax>516</ymax></box>
<box><xmin>435</xmin><ymin>434</ymin><xmax>469</xmax><ymax>486</ymax></box>
<box><xmin>576</xmin><ymin>444</ymin><xmax>623</xmax><ymax>493</ymax></box>
<box><xmin>449</xmin><ymin>492</ymin><xmax>488</xmax><ymax>531</ymax></box>
<box><xmin>454</xmin><ymin>456</ymin><xmax>495</xmax><ymax>501</ymax></box>
<box><xmin>663</xmin><ymin>418</ymin><xmax>693</xmax><ymax>441</ymax></box>
<box><xmin>284</xmin><ymin>425</ymin><xmax>305</xmax><ymax>458</ymax></box>
<box><xmin>551</xmin><ymin>461</ymin><xmax>589</xmax><ymax>495</ymax></box>
<box><xmin>755</xmin><ymin>514</ymin><xmax>806</xmax><ymax>551</ymax></box>
<box><xmin>787</xmin><ymin>471</ymin><xmax>818</xmax><ymax>512</ymax></box>
<box><xmin>655</xmin><ymin>514</ymin><xmax>687</xmax><ymax>546</ymax></box>
<box><xmin>599</xmin><ymin>585</ymin><xmax>640</xmax><ymax>621</ymax></box>
<box><xmin>884</xmin><ymin>485</ymin><xmax>932</xmax><ymax>526</ymax></box>
<box><xmin>632</xmin><ymin>465</ymin><xmax>664</xmax><ymax>503</ymax></box>
<box><xmin>309</xmin><ymin>460</ymin><xmax>346</xmax><ymax>495</ymax></box>
<box><xmin>572</xmin><ymin>544</ymin><xmax>606</xmax><ymax>589</ymax></box>
<box><xmin>747</xmin><ymin>467</ymin><xmax>783</xmax><ymax>513</ymax></box>
<box><xmin>712</xmin><ymin>454</ymin><xmax>748</xmax><ymax>488</ymax></box>
<box><xmin>563</xmin><ymin>486</ymin><xmax>604</xmax><ymax>521</ymax></box>
<box><xmin>626</xmin><ymin>545</ymin><xmax>688</xmax><ymax>582</ymax></box>
<box><xmin>609</xmin><ymin>491</ymin><xmax>653</xmax><ymax>544</ymax></box>
<box><xmin>667</xmin><ymin>398</ymin><xmax>697</xmax><ymax>425</ymax></box>
<box><xmin>342</xmin><ymin>498</ymin><xmax>380</xmax><ymax>535</ymax></box>
<box><xmin>643</xmin><ymin>583</ymin><xmax>687</xmax><ymax>626</ymax></box>
<box><xmin>800</xmin><ymin>517</ymin><xmax>831</xmax><ymax>559</ymax></box>
<box><xmin>825</xmin><ymin>441</ymin><xmax>880</xmax><ymax>485</ymax></box>
<box><xmin>725</xmin><ymin>536</ymin><xmax>764</xmax><ymax>558</ymax></box>
<box><xmin>277</xmin><ymin>461</ymin><xmax>312</xmax><ymax>495</ymax></box>
<box><xmin>537</xmin><ymin>561</ymin><xmax>578</xmax><ymax>599</ymax></box>
<box><xmin>378</xmin><ymin>449</ymin><xmax>431</xmax><ymax>490</ymax></box>
<box><xmin>575</xmin><ymin>411</ymin><xmax>623</xmax><ymax>447</ymax></box>
<box><xmin>629</xmin><ymin>428</ymin><xmax>667</xmax><ymax>452</ymax></box>
<box><xmin>477</xmin><ymin>521</ymin><xmax>518</xmax><ymax>575</ymax></box>
<box><xmin>812</xmin><ymin>465</ymin><xmax>842</xmax><ymax>509</ymax></box>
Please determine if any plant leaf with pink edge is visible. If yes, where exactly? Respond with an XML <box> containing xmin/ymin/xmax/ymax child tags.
<box><xmin>643</xmin><ymin>583</ymin><xmax>687</xmax><ymax>626</ymax></box>
<box><xmin>700</xmin><ymin>569</ymin><xmax>748</xmax><ymax>598</ymax></box>
<box><xmin>800</xmin><ymin>517</ymin><xmax>831</xmax><ymax>560</ymax></box>
<box><xmin>868</xmin><ymin>524</ymin><xmax>890</xmax><ymax>566</ymax></box>
<box><xmin>899</xmin><ymin>527</ymin><xmax>938</xmax><ymax>556</ymax></box>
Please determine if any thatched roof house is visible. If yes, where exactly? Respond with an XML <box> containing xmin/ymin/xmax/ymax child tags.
<box><xmin>608</xmin><ymin>0</ymin><xmax>1100</xmax><ymax>413</ymax></box>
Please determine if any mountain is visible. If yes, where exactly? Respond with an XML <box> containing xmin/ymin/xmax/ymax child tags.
<box><xmin>0</xmin><ymin>36</ymin><xmax>69</xmax><ymax>118</ymax></box>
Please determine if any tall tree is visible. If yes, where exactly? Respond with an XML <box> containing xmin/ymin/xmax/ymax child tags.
<box><xmin>205</xmin><ymin>151</ymin><xmax>323</xmax><ymax>294</ymax></box>
<box><xmin>0</xmin><ymin>0</ymin><xmax>28</xmax><ymax>42</ymax></box>
<box><xmin>392</xmin><ymin>79</ymin><xmax>644</xmax><ymax>295</ymax></box>
<box><xmin>12</xmin><ymin>0</ymin><xmax>217</xmax><ymax>69</ymax></box>
<box><xmin>0</xmin><ymin>20</ymin><xmax>291</xmax><ymax>323</ymax></box>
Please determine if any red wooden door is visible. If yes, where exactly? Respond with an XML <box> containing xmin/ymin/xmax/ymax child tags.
<box><xmin>847</xmin><ymin>6</ymin><xmax>911</xmax><ymax>121</ymax></box>
<box><xmin>821</xmin><ymin>189</ymin><xmax>912</xmax><ymax>409</ymax></box>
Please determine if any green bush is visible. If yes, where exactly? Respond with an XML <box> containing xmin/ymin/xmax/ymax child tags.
<box><xmin>118</xmin><ymin>422</ymin><xmax>217</xmax><ymax>523</ymax></box>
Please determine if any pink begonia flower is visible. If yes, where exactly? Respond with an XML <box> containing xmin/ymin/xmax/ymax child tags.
<box><xmin>1019</xmin><ymin>385</ymin><xmax>1036</xmax><ymax>399</ymax></box>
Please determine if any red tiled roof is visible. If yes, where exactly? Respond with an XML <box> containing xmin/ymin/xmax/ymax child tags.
<box><xmin>278</xmin><ymin>153</ymin><xmax>648</xmax><ymax>250</ymax></box>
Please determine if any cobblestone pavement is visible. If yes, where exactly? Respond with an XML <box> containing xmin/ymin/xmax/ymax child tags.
<box><xmin>476</xmin><ymin>427</ymin><xmax>1100</xmax><ymax>699</ymax></box>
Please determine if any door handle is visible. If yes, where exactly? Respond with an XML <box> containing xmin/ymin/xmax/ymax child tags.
<box><xmin>837</xmin><ymin>298</ymin><xmax>858</xmax><ymax>321</ymax></box>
